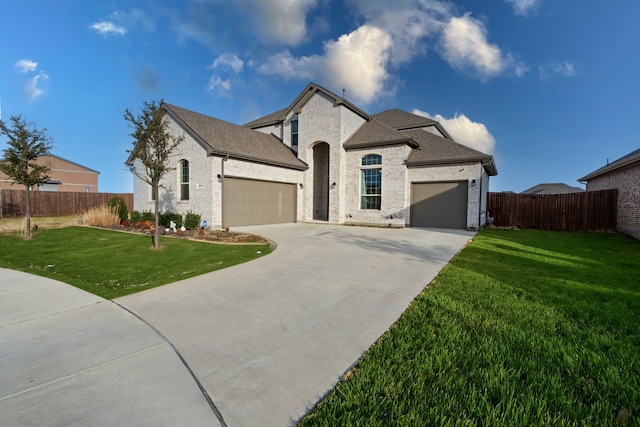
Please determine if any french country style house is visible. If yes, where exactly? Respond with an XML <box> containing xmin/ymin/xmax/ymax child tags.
<box><xmin>128</xmin><ymin>83</ymin><xmax>497</xmax><ymax>230</ymax></box>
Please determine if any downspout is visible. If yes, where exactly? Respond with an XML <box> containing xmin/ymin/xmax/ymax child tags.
<box><xmin>220</xmin><ymin>155</ymin><xmax>226</xmax><ymax>229</ymax></box>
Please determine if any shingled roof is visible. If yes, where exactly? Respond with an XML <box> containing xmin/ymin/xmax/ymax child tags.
<box><xmin>164</xmin><ymin>103</ymin><xmax>307</xmax><ymax>171</ymax></box>
<box><xmin>578</xmin><ymin>148</ymin><xmax>640</xmax><ymax>182</ymax></box>
<box><xmin>521</xmin><ymin>183</ymin><xmax>584</xmax><ymax>194</ymax></box>
<box><xmin>404</xmin><ymin>129</ymin><xmax>497</xmax><ymax>175</ymax></box>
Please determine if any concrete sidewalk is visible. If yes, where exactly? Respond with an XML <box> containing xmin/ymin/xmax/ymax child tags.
<box><xmin>0</xmin><ymin>269</ymin><xmax>221</xmax><ymax>426</ymax></box>
<box><xmin>117</xmin><ymin>223</ymin><xmax>474</xmax><ymax>426</ymax></box>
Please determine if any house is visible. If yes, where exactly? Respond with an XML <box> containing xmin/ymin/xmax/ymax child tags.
<box><xmin>0</xmin><ymin>154</ymin><xmax>99</xmax><ymax>192</ymax></box>
<box><xmin>521</xmin><ymin>183</ymin><xmax>584</xmax><ymax>195</ymax></box>
<box><xmin>579</xmin><ymin>148</ymin><xmax>640</xmax><ymax>239</ymax></box>
<box><xmin>128</xmin><ymin>83</ymin><xmax>497</xmax><ymax>230</ymax></box>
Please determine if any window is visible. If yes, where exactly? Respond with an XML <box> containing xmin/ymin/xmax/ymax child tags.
<box><xmin>179</xmin><ymin>160</ymin><xmax>189</xmax><ymax>201</ymax></box>
<box><xmin>291</xmin><ymin>118</ymin><xmax>299</xmax><ymax>146</ymax></box>
<box><xmin>360</xmin><ymin>154</ymin><xmax>381</xmax><ymax>210</ymax></box>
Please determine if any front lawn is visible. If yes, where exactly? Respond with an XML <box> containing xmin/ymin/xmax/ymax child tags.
<box><xmin>0</xmin><ymin>226</ymin><xmax>271</xmax><ymax>299</ymax></box>
<box><xmin>300</xmin><ymin>229</ymin><xmax>640</xmax><ymax>426</ymax></box>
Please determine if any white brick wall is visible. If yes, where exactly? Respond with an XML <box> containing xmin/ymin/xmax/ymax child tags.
<box><xmin>296</xmin><ymin>92</ymin><xmax>366</xmax><ymax>223</ymax></box>
<box><xmin>132</xmin><ymin>117</ymin><xmax>214</xmax><ymax>225</ymax></box>
<box><xmin>344</xmin><ymin>145</ymin><xmax>410</xmax><ymax>227</ymax></box>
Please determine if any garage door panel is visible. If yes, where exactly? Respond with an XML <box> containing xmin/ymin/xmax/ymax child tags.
<box><xmin>411</xmin><ymin>181</ymin><xmax>467</xmax><ymax>229</ymax></box>
<box><xmin>223</xmin><ymin>178</ymin><xmax>296</xmax><ymax>227</ymax></box>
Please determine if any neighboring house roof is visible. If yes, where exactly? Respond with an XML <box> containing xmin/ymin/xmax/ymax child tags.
<box><xmin>521</xmin><ymin>183</ymin><xmax>584</xmax><ymax>194</ymax></box>
<box><xmin>404</xmin><ymin>129</ymin><xmax>498</xmax><ymax>175</ymax></box>
<box><xmin>0</xmin><ymin>154</ymin><xmax>100</xmax><ymax>174</ymax></box>
<box><xmin>578</xmin><ymin>148</ymin><xmax>640</xmax><ymax>182</ymax></box>
<box><xmin>127</xmin><ymin>103</ymin><xmax>307</xmax><ymax>171</ymax></box>
<box><xmin>244</xmin><ymin>82</ymin><xmax>370</xmax><ymax>129</ymax></box>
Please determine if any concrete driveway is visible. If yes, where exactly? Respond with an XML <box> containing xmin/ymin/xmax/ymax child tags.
<box><xmin>117</xmin><ymin>223</ymin><xmax>474</xmax><ymax>426</ymax></box>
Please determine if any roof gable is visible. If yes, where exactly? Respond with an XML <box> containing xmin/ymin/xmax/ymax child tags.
<box><xmin>244</xmin><ymin>83</ymin><xmax>370</xmax><ymax>129</ymax></box>
<box><xmin>164</xmin><ymin>103</ymin><xmax>307</xmax><ymax>171</ymax></box>
<box><xmin>343</xmin><ymin>119</ymin><xmax>418</xmax><ymax>150</ymax></box>
<box><xmin>579</xmin><ymin>147</ymin><xmax>640</xmax><ymax>182</ymax></box>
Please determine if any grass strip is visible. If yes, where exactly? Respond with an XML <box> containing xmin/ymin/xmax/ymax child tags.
<box><xmin>300</xmin><ymin>229</ymin><xmax>640</xmax><ymax>426</ymax></box>
<box><xmin>0</xmin><ymin>226</ymin><xmax>270</xmax><ymax>299</ymax></box>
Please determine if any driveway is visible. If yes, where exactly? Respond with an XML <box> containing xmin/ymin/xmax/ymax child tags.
<box><xmin>117</xmin><ymin>223</ymin><xmax>474</xmax><ymax>426</ymax></box>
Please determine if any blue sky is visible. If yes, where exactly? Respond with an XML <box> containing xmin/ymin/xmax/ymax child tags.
<box><xmin>1</xmin><ymin>0</ymin><xmax>638</xmax><ymax>193</ymax></box>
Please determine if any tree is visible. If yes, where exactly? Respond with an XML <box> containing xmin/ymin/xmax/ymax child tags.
<box><xmin>124</xmin><ymin>99</ymin><xmax>184</xmax><ymax>249</ymax></box>
<box><xmin>0</xmin><ymin>115</ymin><xmax>53</xmax><ymax>238</ymax></box>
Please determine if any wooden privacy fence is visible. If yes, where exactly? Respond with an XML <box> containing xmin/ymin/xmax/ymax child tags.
<box><xmin>488</xmin><ymin>189</ymin><xmax>617</xmax><ymax>231</ymax></box>
<box><xmin>0</xmin><ymin>189</ymin><xmax>133</xmax><ymax>218</ymax></box>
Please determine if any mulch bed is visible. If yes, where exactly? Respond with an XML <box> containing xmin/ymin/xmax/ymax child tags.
<box><xmin>113</xmin><ymin>223</ymin><xmax>269</xmax><ymax>244</ymax></box>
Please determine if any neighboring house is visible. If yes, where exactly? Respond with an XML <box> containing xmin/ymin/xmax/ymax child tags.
<box><xmin>128</xmin><ymin>83</ymin><xmax>497</xmax><ymax>230</ymax></box>
<box><xmin>0</xmin><ymin>154</ymin><xmax>99</xmax><ymax>192</ymax></box>
<box><xmin>579</xmin><ymin>148</ymin><xmax>640</xmax><ymax>239</ymax></box>
<box><xmin>521</xmin><ymin>183</ymin><xmax>584</xmax><ymax>195</ymax></box>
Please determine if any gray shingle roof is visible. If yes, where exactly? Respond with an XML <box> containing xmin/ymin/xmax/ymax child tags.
<box><xmin>343</xmin><ymin>119</ymin><xmax>418</xmax><ymax>149</ymax></box>
<box><xmin>578</xmin><ymin>148</ymin><xmax>640</xmax><ymax>182</ymax></box>
<box><xmin>164</xmin><ymin>103</ymin><xmax>307</xmax><ymax>171</ymax></box>
<box><xmin>404</xmin><ymin>129</ymin><xmax>497</xmax><ymax>175</ymax></box>
<box><xmin>521</xmin><ymin>183</ymin><xmax>584</xmax><ymax>194</ymax></box>
<box><xmin>243</xmin><ymin>108</ymin><xmax>287</xmax><ymax>129</ymax></box>
<box><xmin>372</xmin><ymin>109</ymin><xmax>437</xmax><ymax>129</ymax></box>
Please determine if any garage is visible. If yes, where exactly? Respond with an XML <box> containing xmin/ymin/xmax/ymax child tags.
<box><xmin>410</xmin><ymin>181</ymin><xmax>468</xmax><ymax>228</ymax></box>
<box><xmin>222</xmin><ymin>177</ymin><xmax>297</xmax><ymax>227</ymax></box>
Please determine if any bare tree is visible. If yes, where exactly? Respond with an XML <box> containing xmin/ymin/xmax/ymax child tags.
<box><xmin>124</xmin><ymin>99</ymin><xmax>184</xmax><ymax>249</ymax></box>
<box><xmin>0</xmin><ymin>115</ymin><xmax>53</xmax><ymax>238</ymax></box>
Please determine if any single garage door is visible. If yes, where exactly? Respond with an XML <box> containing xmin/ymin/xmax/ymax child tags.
<box><xmin>223</xmin><ymin>178</ymin><xmax>296</xmax><ymax>227</ymax></box>
<box><xmin>411</xmin><ymin>181</ymin><xmax>468</xmax><ymax>228</ymax></box>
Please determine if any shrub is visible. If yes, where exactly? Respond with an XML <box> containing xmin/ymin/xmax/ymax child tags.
<box><xmin>184</xmin><ymin>211</ymin><xmax>202</xmax><ymax>230</ymax></box>
<box><xmin>159</xmin><ymin>211</ymin><xmax>183</xmax><ymax>228</ymax></box>
<box><xmin>83</xmin><ymin>205</ymin><xmax>120</xmax><ymax>228</ymax></box>
<box><xmin>107</xmin><ymin>197</ymin><xmax>128</xmax><ymax>223</ymax></box>
<box><xmin>131</xmin><ymin>210</ymin><xmax>154</xmax><ymax>222</ymax></box>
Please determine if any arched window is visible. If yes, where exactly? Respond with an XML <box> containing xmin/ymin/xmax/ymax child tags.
<box><xmin>360</xmin><ymin>154</ymin><xmax>381</xmax><ymax>210</ymax></box>
<box><xmin>179</xmin><ymin>160</ymin><xmax>189</xmax><ymax>201</ymax></box>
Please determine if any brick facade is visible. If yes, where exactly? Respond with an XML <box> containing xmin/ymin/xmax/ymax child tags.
<box><xmin>586</xmin><ymin>163</ymin><xmax>640</xmax><ymax>239</ymax></box>
<box><xmin>131</xmin><ymin>86</ymin><xmax>496</xmax><ymax>229</ymax></box>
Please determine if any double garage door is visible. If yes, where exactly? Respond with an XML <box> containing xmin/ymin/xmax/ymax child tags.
<box><xmin>222</xmin><ymin>178</ymin><xmax>296</xmax><ymax>227</ymax></box>
<box><xmin>411</xmin><ymin>181</ymin><xmax>468</xmax><ymax>229</ymax></box>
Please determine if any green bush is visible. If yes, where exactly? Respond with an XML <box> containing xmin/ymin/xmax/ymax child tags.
<box><xmin>159</xmin><ymin>211</ymin><xmax>183</xmax><ymax>228</ymax></box>
<box><xmin>107</xmin><ymin>197</ymin><xmax>128</xmax><ymax>223</ymax></box>
<box><xmin>130</xmin><ymin>210</ymin><xmax>154</xmax><ymax>222</ymax></box>
<box><xmin>184</xmin><ymin>211</ymin><xmax>202</xmax><ymax>230</ymax></box>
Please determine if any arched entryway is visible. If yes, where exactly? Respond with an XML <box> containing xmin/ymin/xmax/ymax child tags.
<box><xmin>312</xmin><ymin>142</ymin><xmax>330</xmax><ymax>221</ymax></box>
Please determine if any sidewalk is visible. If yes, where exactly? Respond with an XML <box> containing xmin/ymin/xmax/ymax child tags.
<box><xmin>0</xmin><ymin>268</ymin><xmax>220</xmax><ymax>427</ymax></box>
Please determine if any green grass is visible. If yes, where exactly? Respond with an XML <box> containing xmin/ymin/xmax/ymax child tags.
<box><xmin>0</xmin><ymin>226</ymin><xmax>270</xmax><ymax>299</ymax></box>
<box><xmin>300</xmin><ymin>230</ymin><xmax>640</xmax><ymax>427</ymax></box>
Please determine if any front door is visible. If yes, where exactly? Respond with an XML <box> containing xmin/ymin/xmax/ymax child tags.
<box><xmin>312</xmin><ymin>143</ymin><xmax>329</xmax><ymax>221</ymax></box>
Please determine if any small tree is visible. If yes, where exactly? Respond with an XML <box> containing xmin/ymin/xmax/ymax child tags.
<box><xmin>124</xmin><ymin>99</ymin><xmax>184</xmax><ymax>249</ymax></box>
<box><xmin>0</xmin><ymin>115</ymin><xmax>53</xmax><ymax>238</ymax></box>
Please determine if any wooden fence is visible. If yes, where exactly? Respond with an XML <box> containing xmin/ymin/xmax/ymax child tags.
<box><xmin>487</xmin><ymin>189</ymin><xmax>618</xmax><ymax>231</ymax></box>
<box><xmin>0</xmin><ymin>189</ymin><xmax>133</xmax><ymax>218</ymax></box>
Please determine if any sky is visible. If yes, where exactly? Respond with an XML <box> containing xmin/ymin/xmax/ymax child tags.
<box><xmin>1</xmin><ymin>0</ymin><xmax>639</xmax><ymax>193</ymax></box>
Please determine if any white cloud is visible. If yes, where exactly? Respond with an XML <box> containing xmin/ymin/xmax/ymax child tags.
<box><xmin>90</xmin><ymin>21</ymin><xmax>127</xmax><ymax>36</ymax></box>
<box><xmin>413</xmin><ymin>109</ymin><xmax>496</xmax><ymax>154</ymax></box>
<box><xmin>211</xmin><ymin>53</ymin><xmax>244</xmax><ymax>74</ymax></box>
<box><xmin>440</xmin><ymin>14</ymin><xmax>524</xmax><ymax>80</ymax></box>
<box><xmin>25</xmin><ymin>71</ymin><xmax>49</xmax><ymax>101</ymax></box>
<box><xmin>234</xmin><ymin>0</ymin><xmax>318</xmax><ymax>45</ymax></box>
<box><xmin>258</xmin><ymin>25</ymin><xmax>393</xmax><ymax>105</ymax></box>
<box><xmin>206</xmin><ymin>75</ymin><xmax>232</xmax><ymax>96</ymax></box>
<box><xmin>14</xmin><ymin>59</ymin><xmax>38</xmax><ymax>73</ymax></box>
<box><xmin>504</xmin><ymin>0</ymin><xmax>541</xmax><ymax>16</ymax></box>
<box><xmin>539</xmin><ymin>61</ymin><xmax>576</xmax><ymax>80</ymax></box>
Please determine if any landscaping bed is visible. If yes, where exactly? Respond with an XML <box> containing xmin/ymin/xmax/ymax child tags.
<box><xmin>113</xmin><ymin>222</ymin><xmax>269</xmax><ymax>245</ymax></box>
